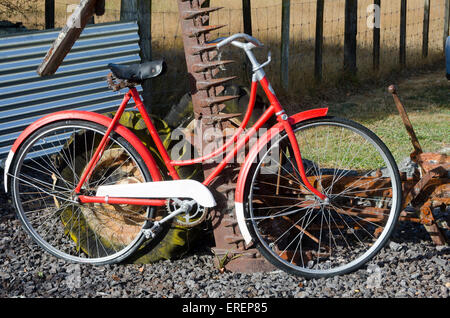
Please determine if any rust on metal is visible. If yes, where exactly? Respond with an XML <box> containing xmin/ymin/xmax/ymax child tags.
<box><xmin>177</xmin><ymin>0</ymin><xmax>276</xmax><ymax>272</ymax></box>
<box><xmin>196</xmin><ymin>76</ymin><xmax>238</xmax><ymax>90</ymax></box>
<box><xmin>420</xmin><ymin>201</ymin><xmax>447</xmax><ymax>245</ymax></box>
<box><xmin>180</xmin><ymin>7</ymin><xmax>223</xmax><ymax>19</ymax></box>
<box><xmin>389</xmin><ymin>85</ymin><xmax>449</xmax><ymax>245</ymax></box>
<box><xmin>418</xmin><ymin>152</ymin><xmax>450</xmax><ymax>174</ymax></box>
<box><xmin>192</xmin><ymin>60</ymin><xmax>235</xmax><ymax>73</ymax></box>
<box><xmin>106</xmin><ymin>73</ymin><xmax>138</xmax><ymax>92</ymax></box>
<box><xmin>198</xmin><ymin>95</ymin><xmax>241</xmax><ymax>108</ymax></box>
<box><xmin>388</xmin><ymin>85</ymin><xmax>423</xmax><ymax>158</ymax></box>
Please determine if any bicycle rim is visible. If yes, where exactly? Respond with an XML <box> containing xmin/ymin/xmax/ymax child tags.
<box><xmin>246</xmin><ymin>117</ymin><xmax>401</xmax><ymax>277</ymax></box>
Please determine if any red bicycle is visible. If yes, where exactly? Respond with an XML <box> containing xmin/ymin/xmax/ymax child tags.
<box><xmin>4</xmin><ymin>34</ymin><xmax>401</xmax><ymax>277</ymax></box>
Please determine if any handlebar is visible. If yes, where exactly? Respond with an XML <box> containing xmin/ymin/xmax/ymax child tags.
<box><xmin>209</xmin><ymin>33</ymin><xmax>264</xmax><ymax>50</ymax></box>
<box><xmin>207</xmin><ymin>33</ymin><xmax>270</xmax><ymax>77</ymax></box>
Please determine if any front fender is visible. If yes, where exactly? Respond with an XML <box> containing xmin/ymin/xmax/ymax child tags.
<box><xmin>4</xmin><ymin>110</ymin><xmax>162</xmax><ymax>193</ymax></box>
<box><xmin>234</xmin><ymin>107</ymin><xmax>328</xmax><ymax>244</ymax></box>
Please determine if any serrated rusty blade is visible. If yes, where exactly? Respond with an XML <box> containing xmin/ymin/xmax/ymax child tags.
<box><xmin>185</xmin><ymin>24</ymin><xmax>226</xmax><ymax>37</ymax></box>
<box><xmin>192</xmin><ymin>60</ymin><xmax>234</xmax><ymax>73</ymax></box>
<box><xmin>203</xmin><ymin>113</ymin><xmax>242</xmax><ymax>123</ymax></box>
<box><xmin>189</xmin><ymin>45</ymin><xmax>217</xmax><ymax>55</ymax></box>
<box><xmin>199</xmin><ymin>95</ymin><xmax>240</xmax><ymax>108</ymax></box>
<box><xmin>197</xmin><ymin>76</ymin><xmax>237</xmax><ymax>90</ymax></box>
<box><xmin>181</xmin><ymin>7</ymin><xmax>223</xmax><ymax>19</ymax></box>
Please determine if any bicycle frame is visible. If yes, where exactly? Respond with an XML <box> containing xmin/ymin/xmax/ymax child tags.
<box><xmin>4</xmin><ymin>30</ymin><xmax>405</xmax><ymax>274</ymax></box>
<box><xmin>76</xmin><ymin>72</ymin><xmax>327</xmax><ymax>207</ymax></box>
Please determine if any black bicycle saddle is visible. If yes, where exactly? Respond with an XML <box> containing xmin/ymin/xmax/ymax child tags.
<box><xmin>107</xmin><ymin>60</ymin><xmax>167</xmax><ymax>83</ymax></box>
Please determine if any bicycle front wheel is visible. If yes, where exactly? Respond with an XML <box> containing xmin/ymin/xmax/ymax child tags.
<box><xmin>9</xmin><ymin>120</ymin><xmax>155</xmax><ymax>265</ymax></box>
<box><xmin>244</xmin><ymin>117</ymin><xmax>402</xmax><ymax>277</ymax></box>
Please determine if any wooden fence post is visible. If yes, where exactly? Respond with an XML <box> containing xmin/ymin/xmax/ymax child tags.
<box><xmin>445</xmin><ymin>0</ymin><xmax>450</xmax><ymax>49</ymax></box>
<box><xmin>373</xmin><ymin>0</ymin><xmax>381</xmax><ymax>71</ymax></box>
<box><xmin>400</xmin><ymin>0</ymin><xmax>407</xmax><ymax>67</ymax></box>
<box><xmin>120</xmin><ymin>0</ymin><xmax>136</xmax><ymax>22</ymax></box>
<box><xmin>119</xmin><ymin>1</ymin><xmax>152</xmax><ymax>59</ymax></box>
<box><xmin>281</xmin><ymin>0</ymin><xmax>290</xmax><ymax>90</ymax></box>
<box><xmin>242</xmin><ymin>0</ymin><xmax>253</xmax><ymax>83</ymax></box>
<box><xmin>422</xmin><ymin>0</ymin><xmax>431</xmax><ymax>58</ymax></box>
<box><xmin>242</xmin><ymin>0</ymin><xmax>252</xmax><ymax>35</ymax></box>
<box><xmin>45</xmin><ymin>0</ymin><xmax>55</xmax><ymax>29</ymax></box>
<box><xmin>344</xmin><ymin>0</ymin><xmax>357</xmax><ymax>75</ymax></box>
<box><xmin>315</xmin><ymin>0</ymin><xmax>324</xmax><ymax>82</ymax></box>
<box><xmin>137</xmin><ymin>0</ymin><xmax>152</xmax><ymax>63</ymax></box>
<box><xmin>138</xmin><ymin>0</ymin><xmax>152</xmax><ymax>112</ymax></box>
<box><xmin>120</xmin><ymin>0</ymin><xmax>152</xmax><ymax>62</ymax></box>
<box><xmin>120</xmin><ymin>0</ymin><xmax>152</xmax><ymax>109</ymax></box>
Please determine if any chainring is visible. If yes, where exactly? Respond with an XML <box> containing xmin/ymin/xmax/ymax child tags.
<box><xmin>166</xmin><ymin>198</ymin><xmax>208</xmax><ymax>228</ymax></box>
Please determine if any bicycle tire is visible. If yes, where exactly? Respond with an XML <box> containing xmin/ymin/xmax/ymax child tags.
<box><xmin>243</xmin><ymin>116</ymin><xmax>402</xmax><ymax>277</ymax></box>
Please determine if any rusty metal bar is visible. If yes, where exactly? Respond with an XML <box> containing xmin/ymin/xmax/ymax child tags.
<box><xmin>389</xmin><ymin>84</ymin><xmax>448</xmax><ymax>246</ymax></box>
<box><xmin>177</xmin><ymin>0</ymin><xmax>276</xmax><ymax>272</ymax></box>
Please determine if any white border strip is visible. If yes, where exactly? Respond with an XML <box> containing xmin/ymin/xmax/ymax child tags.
<box><xmin>3</xmin><ymin>150</ymin><xmax>14</xmax><ymax>193</ymax></box>
<box><xmin>235</xmin><ymin>202</ymin><xmax>253</xmax><ymax>245</ymax></box>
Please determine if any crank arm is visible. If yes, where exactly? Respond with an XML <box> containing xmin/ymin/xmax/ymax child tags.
<box><xmin>141</xmin><ymin>200</ymin><xmax>195</xmax><ymax>239</ymax></box>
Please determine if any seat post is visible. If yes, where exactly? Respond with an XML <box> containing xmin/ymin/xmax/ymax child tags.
<box><xmin>128</xmin><ymin>87</ymin><xmax>181</xmax><ymax>180</ymax></box>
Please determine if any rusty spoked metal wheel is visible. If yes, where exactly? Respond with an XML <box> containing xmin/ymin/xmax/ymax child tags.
<box><xmin>10</xmin><ymin>120</ymin><xmax>156</xmax><ymax>265</ymax></box>
<box><xmin>244</xmin><ymin>117</ymin><xmax>402</xmax><ymax>277</ymax></box>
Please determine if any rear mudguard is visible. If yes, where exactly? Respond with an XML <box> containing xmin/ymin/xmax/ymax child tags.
<box><xmin>4</xmin><ymin>110</ymin><xmax>163</xmax><ymax>193</ymax></box>
<box><xmin>234</xmin><ymin>108</ymin><xmax>329</xmax><ymax>244</ymax></box>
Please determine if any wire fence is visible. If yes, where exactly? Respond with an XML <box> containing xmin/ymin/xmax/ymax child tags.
<box><xmin>0</xmin><ymin>0</ymin><xmax>448</xmax><ymax>110</ymax></box>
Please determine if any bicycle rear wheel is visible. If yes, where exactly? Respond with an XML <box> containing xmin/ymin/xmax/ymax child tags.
<box><xmin>9</xmin><ymin>120</ymin><xmax>155</xmax><ymax>265</ymax></box>
<box><xmin>244</xmin><ymin>117</ymin><xmax>402</xmax><ymax>277</ymax></box>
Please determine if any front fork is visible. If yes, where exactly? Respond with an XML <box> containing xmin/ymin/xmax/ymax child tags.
<box><xmin>259</xmin><ymin>77</ymin><xmax>327</xmax><ymax>202</ymax></box>
<box><xmin>279</xmin><ymin>113</ymin><xmax>327</xmax><ymax>201</ymax></box>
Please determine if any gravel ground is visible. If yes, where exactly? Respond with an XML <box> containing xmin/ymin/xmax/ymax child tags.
<box><xmin>0</xmin><ymin>166</ymin><xmax>449</xmax><ymax>299</ymax></box>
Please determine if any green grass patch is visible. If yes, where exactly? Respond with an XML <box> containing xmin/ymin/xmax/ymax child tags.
<box><xmin>325</xmin><ymin>72</ymin><xmax>449</xmax><ymax>164</ymax></box>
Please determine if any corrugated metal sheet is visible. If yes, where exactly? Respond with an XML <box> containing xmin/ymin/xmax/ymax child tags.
<box><xmin>0</xmin><ymin>21</ymin><xmax>142</xmax><ymax>159</ymax></box>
